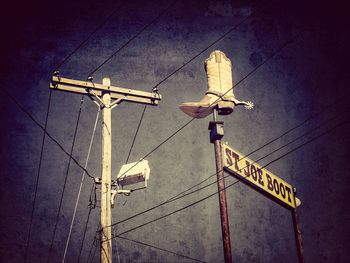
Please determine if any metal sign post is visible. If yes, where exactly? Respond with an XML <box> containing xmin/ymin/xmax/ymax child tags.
<box><xmin>179</xmin><ymin>50</ymin><xmax>253</xmax><ymax>262</ymax></box>
<box><xmin>208</xmin><ymin>110</ymin><xmax>232</xmax><ymax>263</ymax></box>
<box><xmin>292</xmin><ymin>189</ymin><xmax>305</xmax><ymax>263</ymax></box>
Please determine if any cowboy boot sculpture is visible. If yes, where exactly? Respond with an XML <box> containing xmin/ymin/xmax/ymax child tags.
<box><xmin>179</xmin><ymin>50</ymin><xmax>253</xmax><ymax>118</ymax></box>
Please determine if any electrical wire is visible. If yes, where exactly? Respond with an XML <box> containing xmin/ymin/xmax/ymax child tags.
<box><xmin>23</xmin><ymin>89</ymin><xmax>52</xmax><ymax>263</ymax></box>
<box><xmin>86</xmin><ymin>225</ymin><xmax>100</xmax><ymax>263</ymax></box>
<box><xmin>125</xmin><ymin>104</ymin><xmax>147</xmax><ymax>164</ymax></box>
<box><xmin>54</xmin><ymin>1</ymin><xmax>126</xmax><ymax>71</ymax></box>
<box><xmin>0</xmin><ymin>88</ymin><xmax>96</xmax><ymax>179</ymax></box>
<box><xmin>50</xmin><ymin>1</ymin><xmax>178</xmax><ymax>261</ymax></box>
<box><xmin>46</xmin><ymin>95</ymin><xmax>85</xmax><ymax>263</ymax></box>
<box><xmin>150</xmin><ymin>1</ymin><xmax>262</xmax><ymax>91</ymax></box>
<box><xmin>115</xmin><ymin>238</ymin><xmax>121</xmax><ymax>263</ymax></box>
<box><xmin>90</xmin><ymin>244</ymin><xmax>98</xmax><ymax>263</ymax></box>
<box><xmin>115</xmin><ymin>235</ymin><xmax>208</xmax><ymax>263</ymax></box>
<box><xmin>103</xmin><ymin>33</ymin><xmax>296</xmax><ymax>243</ymax></box>
<box><xmin>107</xmin><ymin>105</ymin><xmax>350</xmax><ymax>228</ymax></box>
<box><xmin>115</xmin><ymin>32</ymin><xmax>298</xmax><ymax>185</ymax></box>
<box><xmin>111</xmin><ymin>118</ymin><xmax>349</xmax><ymax>238</ymax></box>
<box><xmin>76</xmin><ymin>182</ymin><xmax>97</xmax><ymax>263</ymax></box>
<box><xmin>61</xmin><ymin>107</ymin><xmax>100</xmax><ymax>263</ymax></box>
<box><xmin>161</xmin><ymin>108</ymin><xmax>350</xmax><ymax>205</ymax></box>
<box><xmin>120</xmin><ymin>0</ymin><xmax>261</xmax><ymax>177</ymax></box>
<box><xmin>88</xmin><ymin>0</ymin><xmax>179</xmax><ymax>77</ymax></box>
<box><xmin>100</xmin><ymin>230</ymin><xmax>112</xmax><ymax>263</ymax></box>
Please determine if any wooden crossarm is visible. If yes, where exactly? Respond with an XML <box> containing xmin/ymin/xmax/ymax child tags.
<box><xmin>50</xmin><ymin>76</ymin><xmax>161</xmax><ymax>106</ymax></box>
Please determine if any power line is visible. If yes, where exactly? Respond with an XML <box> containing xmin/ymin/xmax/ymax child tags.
<box><xmin>54</xmin><ymin>1</ymin><xmax>126</xmax><ymax>71</ymax></box>
<box><xmin>100</xmin><ymin>230</ymin><xmax>112</xmax><ymax>263</ymax></box>
<box><xmin>0</xmin><ymin>88</ymin><xmax>96</xmax><ymax>179</ymax></box>
<box><xmin>61</xmin><ymin>107</ymin><xmax>100</xmax><ymax>263</ymax></box>
<box><xmin>75</xmin><ymin>0</ymin><xmax>259</xmax><ymax>243</ymax></box>
<box><xmin>24</xmin><ymin>89</ymin><xmax>52</xmax><ymax>263</ymax></box>
<box><xmin>115</xmin><ymin>32</ymin><xmax>299</xmax><ymax>186</ymax></box>
<box><xmin>107</xmin><ymin>105</ymin><xmax>350</xmax><ymax>228</ymax></box>
<box><xmin>81</xmin><ymin>20</ymin><xmax>340</xmax><ymax>262</ymax></box>
<box><xmin>150</xmin><ymin>0</ymin><xmax>262</xmax><ymax>90</ymax></box>
<box><xmin>46</xmin><ymin>95</ymin><xmax>85</xmax><ymax>263</ymax></box>
<box><xmin>86</xmin><ymin>225</ymin><xmax>100</xmax><ymax>263</ymax></box>
<box><xmin>115</xmin><ymin>235</ymin><xmax>208</xmax><ymax>263</ymax></box>
<box><xmin>111</xmin><ymin>118</ymin><xmax>349</xmax><ymax>238</ymax></box>
<box><xmin>162</xmin><ymin>108</ymin><xmax>350</xmax><ymax>205</ymax></box>
<box><xmin>69</xmin><ymin>1</ymin><xmax>180</xmax><ymax>179</ymax></box>
<box><xmin>90</xmin><ymin>244</ymin><xmax>99</xmax><ymax>263</ymax></box>
<box><xmin>125</xmin><ymin>104</ymin><xmax>147</xmax><ymax>164</ymax></box>
<box><xmin>115</xmin><ymin>235</ymin><xmax>121</xmax><ymax>263</ymax></box>
<box><xmin>206</xmin><ymin>36</ymin><xmax>298</xmax><ymax>110</ymax></box>
<box><xmin>77</xmin><ymin>183</ymin><xmax>96</xmax><ymax>263</ymax></box>
<box><xmin>88</xmin><ymin>0</ymin><xmax>179</xmax><ymax>77</ymax></box>
<box><xmin>121</xmin><ymin>1</ymin><xmax>261</xmax><ymax>170</ymax></box>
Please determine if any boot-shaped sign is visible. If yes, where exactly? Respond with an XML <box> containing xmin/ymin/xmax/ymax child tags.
<box><xmin>179</xmin><ymin>50</ymin><xmax>253</xmax><ymax>118</ymax></box>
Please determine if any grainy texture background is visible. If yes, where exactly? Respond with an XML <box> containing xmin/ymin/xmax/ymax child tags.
<box><xmin>1</xmin><ymin>0</ymin><xmax>349</xmax><ymax>262</ymax></box>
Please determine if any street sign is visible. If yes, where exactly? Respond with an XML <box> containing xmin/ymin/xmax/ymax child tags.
<box><xmin>222</xmin><ymin>143</ymin><xmax>300</xmax><ymax>209</ymax></box>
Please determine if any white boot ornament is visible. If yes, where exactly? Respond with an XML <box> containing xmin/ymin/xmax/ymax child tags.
<box><xmin>179</xmin><ymin>50</ymin><xmax>253</xmax><ymax>118</ymax></box>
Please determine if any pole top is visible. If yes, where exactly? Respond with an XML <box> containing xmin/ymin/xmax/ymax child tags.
<box><xmin>102</xmin><ymin>77</ymin><xmax>111</xmax><ymax>86</ymax></box>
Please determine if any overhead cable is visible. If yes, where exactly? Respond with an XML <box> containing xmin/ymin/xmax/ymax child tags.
<box><xmin>54</xmin><ymin>1</ymin><xmax>126</xmax><ymax>71</ymax></box>
<box><xmin>111</xmin><ymin>118</ymin><xmax>349</xmax><ymax>238</ymax></box>
<box><xmin>107</xmin><ymin>105</ymin><xmax>350</xmax><ymax>228</ymax></box>
<box><xmin>46</xmin><ymin>95</ymin><xmax>85</xmax><ymax>263</ymax></box>
<box><xmin>88</xmin><ymin>0</ymin><xmax>179</xmax><ymax>76</ymax></box>
<box><xmin>24</xmin><ymin>89</ymin><xmax>52</xmax><ymax>263</ymax></box>
<box><xmin>0</xmin><ymin>88</ymin><xmax>96</xmax><ymax>179</ymax></box>
<box><xmin>61</xmin><ymin>107</ymin><xmax>100</xmax><ymax>263</ymax></box>
<box><xmin>116</xmin><ymin>32</ymin><xmax>299</xmax><ymax>184</ymax></box>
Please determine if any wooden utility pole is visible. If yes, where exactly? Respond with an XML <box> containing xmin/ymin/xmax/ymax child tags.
<box><xmin>209</xmin><ymin>109</ymin><xmax>232</xmax><ymax>263</ymax></box>
<box><xmin>50</xmin><ymin>74</ymin><xmax>161</xmax><ymax>263</ymax></box>
<box><xmin>101</xmin><ymin>77</ymin><xmax>112</xmax><ymax>263</ymax></box>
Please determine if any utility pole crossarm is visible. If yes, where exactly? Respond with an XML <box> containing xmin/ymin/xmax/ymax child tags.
<box><xmin>50</xmin><ymin>76</ymin><xmax>161</xmax><ymax>106</ymax></box>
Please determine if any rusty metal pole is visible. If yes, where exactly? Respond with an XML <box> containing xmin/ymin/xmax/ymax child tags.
<box><xmin>291</xmin><ymin>189</ymin><xmax>304</xmax><ymax>263</ymax></box>
<box><xmin>209</xmin><ymin>109</ymin><xmax>232</xmax><ymax>263</ymax></box>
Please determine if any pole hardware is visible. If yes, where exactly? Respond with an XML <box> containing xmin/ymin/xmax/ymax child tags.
<box><xmin>208</xmin><ymin>121</ymin><xmax>224</xmax><ymax>143</ymax></box>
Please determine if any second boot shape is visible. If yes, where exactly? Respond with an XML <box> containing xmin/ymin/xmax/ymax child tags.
<box><xmin>179</xmin><ymin>50</ymin><xmax>253</xmax><ymax>118</ymax></box>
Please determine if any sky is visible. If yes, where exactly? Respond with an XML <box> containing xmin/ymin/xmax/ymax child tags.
<box><xmin>1</xmin><ymin>0</ymin><xmax>350</xmax><ymax>262</ymax></box>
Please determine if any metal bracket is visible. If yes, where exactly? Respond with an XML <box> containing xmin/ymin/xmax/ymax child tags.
<box><xmin>94</xmin><ymin>177</ymin><xmax>102</xmax><ymax>184</ymax></box>
<box><xmin>110</xmin><ymin>189</ymin><xmax>132</xmax><ymax>208</ymax></box>
<box><xmin>208</xmin><ymin>121</ymin><xmax>224</xmax><ymax>143</ymax></box>
<box><xmin>86</xmin><ymin>88</ymin><xmax>105</xmax><ymax>107</ymax></box>
<box><xmin>110</xmin><ymin>96</ymin><xmax>127</xmax><ymax>109</ymax></box>
<box><xmin>111</xmin><ymin>190</ymin><xmax>118</xmax><ymax>208</ymax></box>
